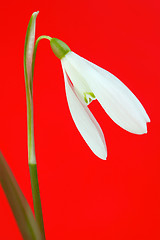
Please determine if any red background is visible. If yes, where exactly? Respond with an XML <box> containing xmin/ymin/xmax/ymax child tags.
<box><xmin>0</xmin><ymin>0</ymin><xmax>159</xmax><ymax>239</ymax></box>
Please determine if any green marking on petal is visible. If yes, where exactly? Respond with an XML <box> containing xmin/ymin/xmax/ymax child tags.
<box><xmin>84</xmin><ymin>94</ymin><xmax>88</xmax><ymax>103</ymax></box>
<box><xmin>89</xmin><ymin>92</ymin><xmax>96</xmax><ymax>98</ymax></box>
<box><xmin>83</xmin><ymin>92</ymin><xmax>96</xmax><ymax>104</ymax></box>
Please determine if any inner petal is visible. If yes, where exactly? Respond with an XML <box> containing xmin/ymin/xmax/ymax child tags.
<box><xmin>62</xmin><ymin>57</ymin><xmax>96</xmax><ymax>105</ymax></box>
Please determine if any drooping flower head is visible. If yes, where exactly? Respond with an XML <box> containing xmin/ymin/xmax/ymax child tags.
<box><xmin>50</xmin><ymin>38</ymin><xmax>150</xmax><ymax>160</ymax></box>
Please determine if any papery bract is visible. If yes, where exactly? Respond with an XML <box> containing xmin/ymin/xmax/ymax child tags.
<box><xmin>24</xmin><ymin>11</ymin><xmax>39</xmax><ymax>97</ymax></box>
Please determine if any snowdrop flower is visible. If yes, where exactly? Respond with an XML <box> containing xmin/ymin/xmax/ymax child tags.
<box><xmin>50</xmin><ymin>38</ymin><xmax>150</xmax><ymax>160</ymax></box>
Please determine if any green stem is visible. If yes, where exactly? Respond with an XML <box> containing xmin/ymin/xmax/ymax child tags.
<box><xmin>25</xmin><ymin>35</ymin><xmax>51</xmax><ymax>238</ymax></box>
<box><xmin>27</xmin><ymin>35</ymin><xmax>52</xmax><ymax>163</ymax></box>
<box><xmin>26</xmin><ymin>76</ymin><xmax>45</xmax><ymax>239</ymax></box>
<box><xmin>31</xmin><ymin>36</ymin><xmax>52</xmax><ymax>92</ymax></box>
<box><xmin>29</xmin><ymin>164</ymin><xmax>45</xmax><ymax>239</ymax></box>
<box><xmin>27</xmin><ymin>98</ymin><xmax>45</xmax><ymax>238</ymax></box>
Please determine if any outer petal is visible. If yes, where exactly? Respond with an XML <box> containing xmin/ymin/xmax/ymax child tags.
<box><xmin>62</xmin><ymin>52</ymin><xmax>150</xmax><ymax>134</ymax></box>
<box><xmin>61</xmin><ymin>63</ymin><xmax>107</xmax><ymax>160</ymax></box>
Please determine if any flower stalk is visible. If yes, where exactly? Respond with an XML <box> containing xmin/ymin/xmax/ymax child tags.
<box><xmin>29</xmin><ymin>164</ymin><xmax>45</xmax><ymax>239</ymax></box>
<box><xmin>24</xmin><ymin>12</ymin><xmax>51</xmax><ymax>239</ymax></box>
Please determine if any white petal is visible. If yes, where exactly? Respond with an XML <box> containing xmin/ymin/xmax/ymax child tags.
<box><xmin>63</xmin><ymin>52</ymin><xmax>150</xmax><ymax>134</ymax></box>
<box><xmin>62</xmin><ymin>53</ymin><xmax>93</xmax><ymax>101</ymax></box>
<box><xmin>61</xmin><ymin>62</ymin><xmax>107</xmax><ymax>160</ymax></box>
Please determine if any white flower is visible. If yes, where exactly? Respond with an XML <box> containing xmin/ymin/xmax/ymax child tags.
<box><xmin>50</xmin><ymin>40</ymin><xmax>150</xmax><ymax>160</ymax></box>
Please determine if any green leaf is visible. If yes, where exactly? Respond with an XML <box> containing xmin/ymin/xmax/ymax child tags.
<box><xmin>0</xmin><ymin>152</ymin><xmax>44</xmax><ymax>240</ymax></box>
